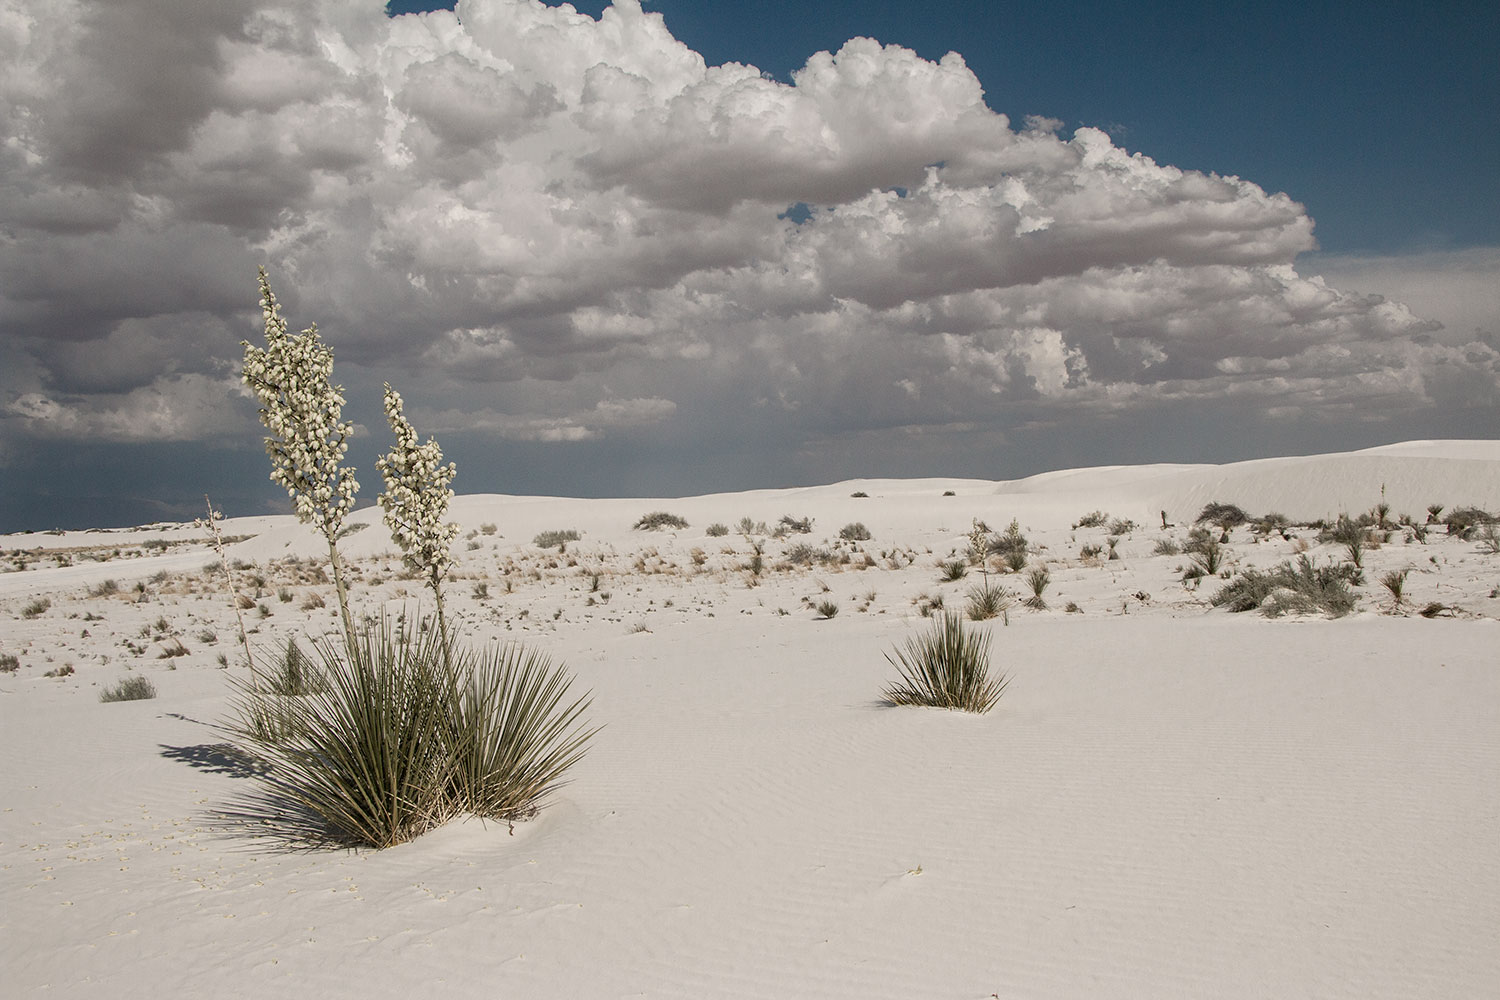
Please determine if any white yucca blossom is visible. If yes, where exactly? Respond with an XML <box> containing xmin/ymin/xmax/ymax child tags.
<box><xmin>377</xmin><ymin>383</ymin><xmax>459</xmax><ymax>593</ymax></box>
<box><xmin>241</xmin><ymin>268</ymin><xmax>359</xmax><ymax>537</ymax></box>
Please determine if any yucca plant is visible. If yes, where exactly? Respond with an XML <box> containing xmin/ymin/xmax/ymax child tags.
<box><xmin>965</xmin><ymin>582</ymin><xmax>1010</xmax><ymax>621</ymax></box>
<box><xmin>1380</xmin><ymin>568</ymin><xmax>1409</xmax><ymax>609</ymax></box>
<box><xmin>883</xmin><ymin>613</ymin><xmax>1008</xmax><ymax>714</ymax></box>
<box><xmin>226</xmin><ymin>619</ymin><xmax>594</xmax><ymax>849</ymax></box>
<box><xmin>1024</xmin><ymin>566</ymin><xmax>1051</xmax><ymax>609</ymax></box>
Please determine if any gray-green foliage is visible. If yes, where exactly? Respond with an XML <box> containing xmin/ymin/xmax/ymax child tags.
<box><xmin>101</xmin><ymin>674</ymin><xmax>157</xmax><ymax>703</ymax></box>
<box><xmin>227</xmin><ymin>620</ymin><xmax>595</xmax><ymax>849</ymax></box>
<box><xmin>838</xmin><ymin>522</ymin><xmax>872</xmax><ymax>541</ymax></box>
<box><xmin>1210</xmin><ymin>555</ymin><xmax>1358</xmax><ymax>618</ymax></box>
<box><xmin>533</xmin><ymin>529</ymin><xmax>581</xmax><ymax>549</ymax></box>
<box><xmin>965</xmin><ymin>582</ymin><xmax>1010</xmax><ymax>621</ymax></box>
<box><xmin>634</xmin><ymin>511</ymin><xmax>688</xmax><ymax>531</ymax></box>
<box><xmin>883</xmin><ymin>613</ymin><xmax>1008</xmax><ymax>714</ymax></box>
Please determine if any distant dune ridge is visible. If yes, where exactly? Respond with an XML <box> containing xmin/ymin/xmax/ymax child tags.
<box><xmin>2</xmin><ymin>439</ymin><xmax>1498</xmax><ymax>998</ymax></box>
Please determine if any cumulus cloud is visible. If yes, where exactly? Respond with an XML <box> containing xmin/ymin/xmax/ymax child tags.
<box><xmin>1</xmin><ymin>0</ymin><xmax>1496</xmax><ymax>495</ymax></box>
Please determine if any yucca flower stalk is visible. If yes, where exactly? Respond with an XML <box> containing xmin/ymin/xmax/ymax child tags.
<box><xmin>241</xmin><ymin>268</ymin><xmax>360</xmax><ymax>643</ymax></box>
<box><xmin>376</xmin><ymin>383</ymin><xmax>460</xmax><ymax>646</ymax></box>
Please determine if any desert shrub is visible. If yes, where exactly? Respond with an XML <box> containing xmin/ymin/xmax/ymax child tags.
<box><xmin>851</xmin><ymin>491</ymin><xmax>869</xmax><ymax>498</ymax></box>
<box><xmin>1196</xmin><ymin>502</ymin><xmax>1249</xmax><ymax>530</ymax></box>
<box><xmin>479</xmin><ymin>523</ymin><xmax>498</xmax><ymax>535</ymax></box>
<box><xmin>1186</xmin><ymin>538</ymin><xmax>1225</xmax><ymax>579</ymax></box>
<box><xmin>1073</xmin><ymin>511</ymin><xmax>1108</xmax><ymax>529</ymax></box>
<box><xmin>89</xmin><ymin>579</ymin><xmax>119</xmax><ymax>598</ymax></box>
<box><xmin>839</xmin><ymin>522</ymin><xmax>872</xmax><ymax>541</ymax></box>
<box><xmin>1252</xmin><ymin>512</ymin><xmax>1292</xmax><ymax>535</ymax></box>
<box><xmin>44</xmin><ymin>664</ymin><xmax>75</xmax><ymax>678</ymax></box>
<box><xmin>784</xmin><ymin>543</ymin><xmax>829</xmax><ymax>566</ymax></box>
<box><xmin>939</xmin><ymin>558</ymin><xmax>968</xmax><ymax>582</ymax></box>
<box><xmin>965</xmin><ymin>582</ymin><xmax>1010</xmax><ymax>621</ymax></box>
<box><xmin>1444</xmin><ymin>507</ymin><xmax>1495</xmax><ymax>540</ymax></box>
<box><xmin>227</xmin><ymin>620</ymin><xmax>594</xmax><ymax>849</ymax></box>
<box><xmin>101</xmin><ymin>675</ymin><xmax>157</xmax><ymax>703</ymax></box>
<box><xmin>814</xmin><ymin>599</ymin><xmax>839</xmax><ymax>619</ymax></box>
<box><xmin>1152</xmin><ymin>538</ymin><xmax>1181</xmax><ymax>556</ymax></box>
<box><xmin>1380</xmin><ymin>569</ymin><xmax>1409</xmax><ymax>606</ymax></box>
<box><xmin>1418</xmin><ymin>602</ymin><xmax>1454</xmax><ymax>618</ymax></box>
<box><xmin>1478</xmin><ymin>522</ymin><xmax>1500</xmax><ymax>554</ymax></box>
<box><xmin>1024</xmin><ymin>566</ymin><xmax>1050</xmax><ymax>609</ymax></box>
<box><xmin>882</xmin><ymin>613</ymin><xmax>1008</xmax><ymax>714</ymax></box>
<box><xmin>942</xmin><ymin>490</ymin><xmax>956</xmax><ymax>497</ymax></box>
<box><xmin>1211</xmin><ymin>555</ymin><xmax>1357</xmax><ymax>618</ymax></box>
<box><xmin>634</xmin><ymin>511</ymin><xmax>688</xmax><ymax>531</ymax></box>
<box><xmin>278</xmin><ymin>587</ymin><xmax>294</xmax><ymax>603</ymax></box>
<box><xmin>1107</xmin><ymin>518</ymin><xmax>1136</xmax><ymax>536</ymax></box>
<box><xmin>21</xmin><ymin>598</ymin><xmax>50</xmax><ymax>619</ymax></box>
<box><xmin>1183</xmin><ymin>526</ymin><xmax>1218</xmax><ymax>553</ymax></box>
<box><xmin>301</xmin><ymin>592</ymin><xmax>326</xmax><ymax>611</ymax></box>
<box><xmin>0</xmin><ymin>653</ymin><xmax>18</xmax><ymax>673</ymax></box>
<box><xmin>1425</xmin><ymin>504</ymin><xmax>1445</xmax><ymax>523</ymax></box>
<box><xmin>157</xmin><ymin>639</ymin><xmax>190</xmax><ymax>658</ymax></box>
<box><xmin>705</xmin><ymin>523</ymin><xmax>729</xmax><ymax>537</ymax></box>
<box><xmin>1080</xmin><ymin>543</ymin><xmax>1103</xmax><ymax>561</ymax></box>
<box><xmin>533</xmin><ymin>529</ymin><xmax>580</xmax><ymax>549</ymax></box>
<box><xmin>778</xmin><ymin>514</ymin><xmax>814</xmax><ymax>534</ymax></box>
<box><xmin>989</xmin><ymin>518</ymin><xmax>1028</xmax><ymax>558</ymax></box>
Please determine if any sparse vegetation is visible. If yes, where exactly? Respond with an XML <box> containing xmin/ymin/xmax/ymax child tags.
<box><xmin>634</xmin><ymin>512</ymin><xmax>689</xmax><ymax>531</ymax></box>
<box><xmin>1196</xmin><ymin>502</ymin><xmax>1249</xmax><ymax>530</ymax></box>
<box><xmin>1210</xmin><ymin>555</ymin><xmax>1358</xmax><ymax>618</ymax></box>
<box><xmin>1073</xmin><ymin>511</ymin><xmax>1108</xmax><ymax>529</ymax></box>
<box><xmin>882</xmin><ymin>613</ymin><xmax>1008</xmax><ymax>714</ymax></box>
<box><xmin>0</xmin><ymin>653</ymin><xmax>18</xmax><ymax>673</ymax></box>
<box><xmin>778</xmin><ymin>514</ymin><xmax>814</xmax><ymax>535</ymax></box>
<box><xmin>939</xmin><ymin>559</ymin><xmax>968</xmax><ymax>582</ymax></box>
<box><xmin>705</xmin><ymin>523</ymin><xmax>729</xmax><ymax>537</ymax></box>
<box><xmin>839</xmin><ymin>522</ymin><xmax>872</xmax><ymax>541</ymax></box>
<box><xmin>814</xmin><ymin>599</ymin><xmax>840</xmax><ymax>619</ymax></box>
<box><xmin>534</xmin><ymin>529</ymin><xmax>581</xmax><ymax>549</ymax></box>
<box><xmin>1380</xmin><ymin>569</ymin><xmax>1409</xmax><ymax>608</ymax></box>
<box><xmin>101</xmin><ymin>675</ymin><xmax>157</xmax><ymax>702</ymax></box>
<box><xmin>227</xmin><ymin>621</ymin><xmax>594</xmax><ymax>849</ymax></box>
<box><xmin>22</xmin><ymin>598</ymin><xmax>51</xmax><ymax>619</ymax></box>
<box><xmin>965</xmin><ymin>583</ymin><xmax>1010</xmax><ymax>622</ymax></box>
<box><xmin>1152</xmin><ymin>538</ymin><xmax>1181</xmax><ymax>556</ymax></box>
<box><xmin>1024</xmin><ymin>566</ymin><xmax>1051</xmax><ymax>610</ymax></box>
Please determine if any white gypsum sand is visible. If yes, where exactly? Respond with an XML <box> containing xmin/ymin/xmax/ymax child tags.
<box><xmin>2</xmin><ymin>440</ymin><xmax>1498</xmax><ymax>998</ymax></box>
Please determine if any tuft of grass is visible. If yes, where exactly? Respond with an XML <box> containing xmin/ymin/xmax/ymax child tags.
<box><xmin>1024</xmin><ymin>566</ymin><xmax>1051</xmax><ymax>610</ymax></box>
<box><xmin>1210</xmin><ymin>555</ymin><xmax>1358</xmax><ymax>618</ymax></box>
<box><xmin>965</xmin><ymin>582</ymin><xmax>1011</xmax><ymax>621</ymax></box>
<box><xmin>1380</xmin><ymin>569</ymin><xmax>1409</xmax><ymax>608</ymax></box>
<box><xmin>882</xmin><ymin>613</ymin><xmax>1008</xmax><ymax>714</ymax></box>
<box><xmin>22</xmin><ymin>597</ymin><xmax>51</xmax><ymax>619</ymax></box>
<box><xmin>939</xmin><ymin>558</ymin><xmax>968</xmax><ymax>582</ymax></box>
<box><xmin>1187</xmin><ymin>538</ymin><xmax>1225</xmax><ymax>578</ymax></box>
<box><xmin>226</xmin><ymin>620</ymin><xmax>595</xmax><ymax>849</ymax></box>
<box><xmin>1073</xmin><ymin>511</ymin><xmax>1108</xmax><ymax>529</ymax></box>
<box><xmin>101</xmin><ymin>675</ymin><xmax>157</xmax><ymax>702</ymax></box>
<box><xmin>634</xmin><ymin>511</ymin><xmax>688</xmax><ymax>531</ymax></box>
<box><xmin>814</xmin><ymin>599</ymin><xmax>840</xmax><ymax>619</ymax></box>
<box><xmin>533</xmin><ymin>529</ymin><xmax>580</xmax><ymax>549</ymax></box>
<box><xmin>1152</xmin><ymin>538</ymin><xmax>1181</xmax><ymax>556</ymax></box>
<box><xmin>89</xmin><ymin>579</ymin><xmax>119</xmax><ymax>598</ymax></box>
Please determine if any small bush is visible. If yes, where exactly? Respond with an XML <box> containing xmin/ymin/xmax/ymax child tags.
<box><xmin>226</xmin><ymin>621</ymin><xmax>595</xmax><ymax>849</ymax></box>
<box><xmin>965</xmin><ymin>582</ymin><xmax>1011</xmax><ymax>621</ymax></box>
<box><xmin>1073</xmin><ymin>511</ymin><xmax>1108</xmax><ymax>529</ymax></box>
<box><xmin>814</xmin><ymin>599</ymin><xmax>839</xmax><ymax>619</ymax></box>
<box><xmin>851</xmin><ymin>491</ymin><xmax>868</xmax><ymax>498</ymax></box>
<box><xmin>839</xmin><ymin>522</ymin><xmax>872</xmax><ymax>542</ymax></box>
<box><xmin>1107</xmin><ymin>518</ymin><xmax>1136</xmax><ymax>536</ymax></box>
<box><xmin>1024</xmin><ymin>566</ymin><xmax>1050</xmax><ymax>610</ymax></box>
<box><xmin>21</xmin><ymin>598</ymin><xmax>50</xmax><ymax>619</ymax></box>
<box><xmin>1188</xmin><ymin>538</ymin><xmax>1225</xmax><ymax>577</ymax></box>
<box><xmin>939</xmin><ymin>559</ymin><xmax>968</xmax><ymax>582</ymax></box>
<box><xmin>1152</xmin><ymin>538</ymin><xmax>1181</xmax><ymax>556</ymax></box>
<box><xmin>479</xmin><ymin>523</ymin><xmax>498</xmax><ymax>535</ymax></box>
<box><xmin>778</xmin><ymin>514</ymin><xmax>814</xmax><ymax>534</ymax></box>
<box><xmin>101</xmin><ymin>675</ymin><xmax>157</xmax><ymax>703</ymax></box>
<box><xmin>89</xmin><ymin>579</ymin><xmax>119</xmax><ymax>598</ymax></box>
<box><xmin>278</xmin><ymin>587</ymin><xmax>294</xmax><ymax>603</ymax></box>
<box><xmin>634</xmin><ymin>512</ymin><xmax>688</xmax><ymax>531</ymax></box>
<box><xmin>1476</xmin><ymin>522</ymin><xmax>1500</xmax><ymax>554</ymax></box>
<box><xmin>0</xmin><ymin>653</ymin><xmax>19</xmax><ymax>673</ymax></box>
<box><xmin>990</xmin><ymin>518</ymin><xmax>1028</xmax><ymax>558</ymax></box>
<box><xmin>1210</xmin><ymin>555</ymin><xmax>1357</xmax><ymax>618</ymax></box>
<box><xmin>1444</xmin><ymin>507</ymin><xmax>1494</xmax><ymax>539</ymax></box>
<box><xmin>301</xmin><ymin>592</ymin><xmax>326</xmax><ymax>611</ymax></box>
<box><xmin>705</xmin><ymin>523</ymin><xmax>729</xmax><ymax>537</ymax></box>
<box><xmin>1380</xmin><ymin>569</ymin><xmax>1409</xmax><ymax>606</ymax></box>
<box><xmin>1080</xmin><ymin>543</ymin><xmax>1103</xmax><ymax>561</ymax></box>
<box><xmin>157</xmin><ymin>639</ymin><xmax>190</xmax><ymax>659</ymax></box>
<box><xmin>534</xmin><ymin>529</ymin><xmax>581</xmax><ymax>549</ymax></box>
<box><xmin>1196</xmin><ymin>502</ymin><xmax>1249</xmax><ymax>530</ymax></box>
<box><xmin>882</xmin><ymin>613</ymin><xmax>1008</xmax><ymax>714</ymax></box>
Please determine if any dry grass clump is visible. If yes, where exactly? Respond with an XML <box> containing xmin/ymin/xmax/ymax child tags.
<box><xmin>838</xmin><ymin>522</ymin><xmax>872</xmax><ymax>541</ymax></box>
<box><xmin>883</xmin><ymin>613</ymin><xmax>1008</xmax><ymax>714</ymax></box>
<box><xmin>101</xmin><ymin>674</ymin><xmax>157</xmax><ymax>702</ymax></box>
<box><xmin>634</xmin><ymin>512</ymin><xmax>688</xmax><ymax>531</ymax></box>
<box><xmin>227</xmin><ymin>621</ymin><xmax>595</xmax><ymax>849</ymax></box>
<box><xmin>1210</xmin><ymin>555</ymin><xmax>1358</xmax><ymax>618</ymax></box>
<box><xmin>533</xmin><ymin>529</ymin><xmax>580</xmax><ymax>549</ymax></box>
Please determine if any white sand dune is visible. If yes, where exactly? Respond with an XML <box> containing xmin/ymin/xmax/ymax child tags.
<box><xmin>2</xmin><ymin>440</ymin><xmax>1498</xmax><ymax>998</ymax></box>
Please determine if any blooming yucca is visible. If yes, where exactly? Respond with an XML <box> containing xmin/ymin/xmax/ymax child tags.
<box><xmin>377</xmin><ymin>383</ymin><xmax>460</xmax><ymax>635</ymax></box>
<box><xmin>242</xmin><ymin>268</ymin><xmax>359</xmax><ymax>640</ymax></box>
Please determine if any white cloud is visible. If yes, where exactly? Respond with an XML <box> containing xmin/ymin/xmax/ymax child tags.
<box><xmin>1</xmin><ymin>0</ymin><xmax>1496</xmax><ymax>477</ymax></box>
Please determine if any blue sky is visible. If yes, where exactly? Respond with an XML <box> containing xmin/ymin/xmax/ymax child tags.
<box><xmin>2</xmin><ymin>0</ymin><xmax>1496</xmax><ymax>530</ymax></box>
